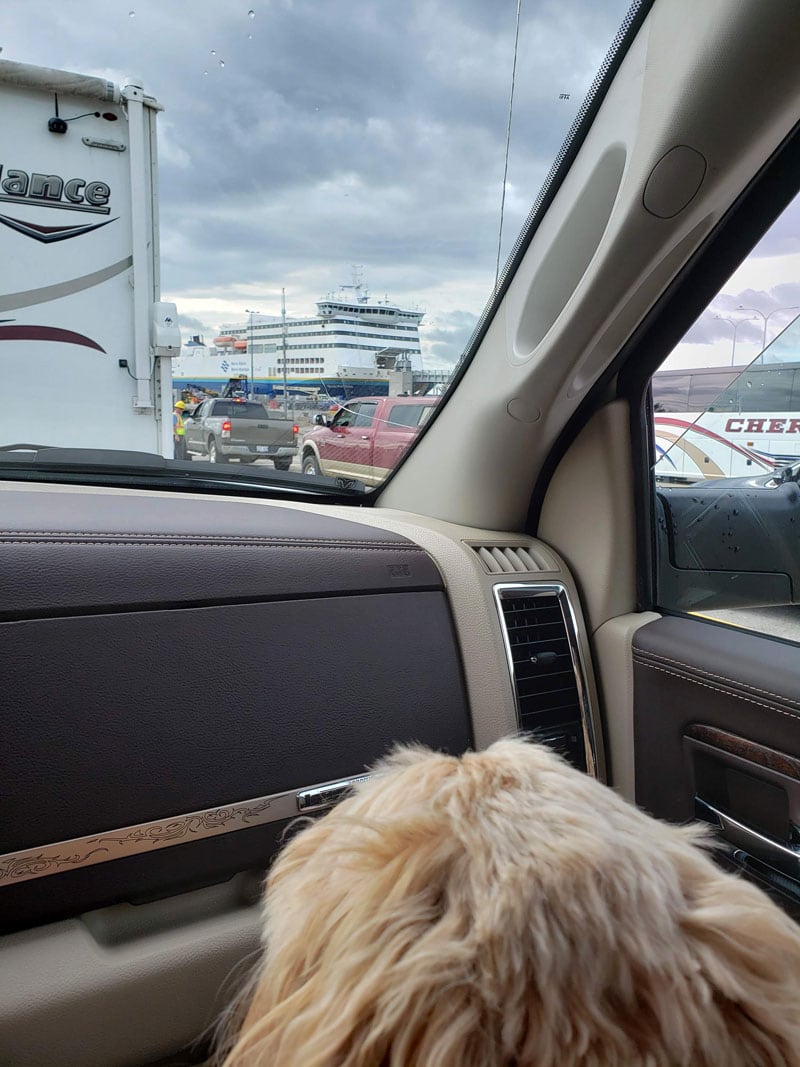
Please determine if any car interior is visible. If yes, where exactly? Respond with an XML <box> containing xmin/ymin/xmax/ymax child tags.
<box><xmin>3</xmin><ymin>1</ymin><xmax>800</xmax><ymax>1064</ymax></box>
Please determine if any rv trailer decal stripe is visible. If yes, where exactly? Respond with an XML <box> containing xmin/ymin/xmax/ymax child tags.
<box><xmin>0</xmin><ymin>213</ymin><xmax>116</xmax><ymax>243</ymax></box>
<box><xmin>0</xmin><ymin>255</ymin><xmax>132</xmax><ymax>312</ymax></box>
<box><xmin>0</xmin><ymin>325</ymin><xmax>105</xmax><ymax>352</ymax></box>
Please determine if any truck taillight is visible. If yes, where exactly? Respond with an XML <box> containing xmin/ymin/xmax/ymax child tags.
<box><xmin>292</xmin><ymin>424</ymin><xmax>299</xmax><ymax>436</ymax></box>
<box><xmin>221</xmin><ymin>419</ymin><xmax>231</xmax><ymax>438</ymax></box>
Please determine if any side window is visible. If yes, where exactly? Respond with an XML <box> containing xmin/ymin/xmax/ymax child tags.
<box><xmin>649</xmin><ymin>189</ymin><xmax>800</xmax><ymax>639</ymax></box>
<box><xmin>386</xmin><ymin>404</ymin><xmax>425</xmax><ymax>428</ymax></box>
<box><xmin>332</xmin><ymin>404</ymin><xmax>359</xmax><ymax>428</ymax></box>
<box><xmin>353</xmin><ymin>402</ymin><xmax>378</xmax><ymax>428</ymax></box>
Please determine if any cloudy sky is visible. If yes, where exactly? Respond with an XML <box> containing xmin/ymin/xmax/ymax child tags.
<box><xmin>3</xmin><ymin>0</ymin><xmax>632</xmax><ymax>367</ymax></box>
<box><xmin>4</xmin><ymin>0</ymin><xmax>797</xmax><ymax>372</ymax></box>
<box><xmin>667</xmin><ymin>190</ymin><xmax>800</xmax><ymax>371</ymax></box>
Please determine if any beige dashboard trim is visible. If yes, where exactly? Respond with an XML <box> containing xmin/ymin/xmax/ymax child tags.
<box><xmin>593</xmin><ymin>611</ymin><xmax>661</xmax><ymax>801</ymax></box>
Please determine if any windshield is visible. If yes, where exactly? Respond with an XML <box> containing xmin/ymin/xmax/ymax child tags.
<box><xmin>1</xmin><ymin>0</ymin><xmax>633</xmax><ymax>493</ymax></box>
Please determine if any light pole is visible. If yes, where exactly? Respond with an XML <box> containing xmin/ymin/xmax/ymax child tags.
<box><xmin>281</xmin><ymin>288</ymin><xmax>289</xmax><ymax>416</ymax></box>
<box><xmin>737</xmin><ymin>304</ymin><xmax>800</xmax><ymax>352</ymax></box>
<box><xmin>714</xmin><ymin>314</ymin><xmax>753</xmax><ymax>366</ymax></box>
<box><xmin>245</xmin><ymin>309</ymin><xmax>261</xmax><ymax>398</ymax></box>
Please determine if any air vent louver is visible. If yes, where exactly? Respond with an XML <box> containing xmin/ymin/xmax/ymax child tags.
<box><xmin>496</xmin><ymin>585</ymin><xmax>588</xmax><ymax>772</ymax></box>
<box><xmin>474</xmin><ymin>544</ymin><xmax>547</xmax><ymax>574</ymax></box>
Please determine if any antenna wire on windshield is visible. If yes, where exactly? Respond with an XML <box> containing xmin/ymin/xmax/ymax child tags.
<box><xmin>495</xmin><ymin>0</ymin><xmax>523</xmax><ymax>295</ymax></box>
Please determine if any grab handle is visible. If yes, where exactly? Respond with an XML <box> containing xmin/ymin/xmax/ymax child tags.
<box><xmin>695</xmin><ymin>797</ymin><xmax>800</xmax><ymax>880</ymax></box>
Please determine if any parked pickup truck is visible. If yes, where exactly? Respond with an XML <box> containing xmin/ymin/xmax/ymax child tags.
<box><xmin>183</xmin><ymin>398</ymin><xmax>298</xmax><ymax>468</ymax></box>
<box><xmin>301</xmin><ymin>396</ymin><xmax>437</xmax><ymax>486</ymax></box>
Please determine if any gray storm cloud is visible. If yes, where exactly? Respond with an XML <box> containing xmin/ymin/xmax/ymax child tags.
<box><xmin>683</xmin><ymin>284</ymin><xmax>800</xmax><ymax>353</ymax></box>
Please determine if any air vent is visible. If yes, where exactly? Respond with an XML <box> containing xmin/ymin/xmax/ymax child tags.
<box><xmin>473</xmin><ymin>543</ymin><xmax>550</xmax><ymax>574</ymax></box>
<box><xmin>494</xmin><ymin>583</ymin><xmax>593</xmax><ymax>773</ymax></box>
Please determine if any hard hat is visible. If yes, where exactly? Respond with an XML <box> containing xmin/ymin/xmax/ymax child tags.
<box><xmin>174</xmin><ymin>400</ymin><xmax>186</xmax><ymax>409</ymax></box>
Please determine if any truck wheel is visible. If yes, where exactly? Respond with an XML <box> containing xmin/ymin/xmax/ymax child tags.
<box><xmin>273</xmin><ymin>457</ymin><xmax>292</xmax><ymax>471</ymax></box>
<box><xmin>302</xmin><ymin>453</ymin><xmax>321</xmax><ymax>476</ymax></box>
<box><xmin>208</xmin><ymin>437</ymin><xmax>228</xmax><ymax>463</ymax></box>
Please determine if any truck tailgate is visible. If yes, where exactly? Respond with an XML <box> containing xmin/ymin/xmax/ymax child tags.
<box><xmin>214</xmin><ymin>402</ymin><xmax>295</xmax><ymax>452</ymax></box>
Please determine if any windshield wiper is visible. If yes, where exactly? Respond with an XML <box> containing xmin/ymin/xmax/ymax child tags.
<box><xmin>0</xmin><ymin>447</ymin><xmax>367</xmax><ymax>496</ymax></box>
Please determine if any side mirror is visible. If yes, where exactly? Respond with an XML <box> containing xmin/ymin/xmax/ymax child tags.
<box><xmin>313</xmin><ymin>413</ymin><xmax>324</xmax><ymax>426</ymax></box>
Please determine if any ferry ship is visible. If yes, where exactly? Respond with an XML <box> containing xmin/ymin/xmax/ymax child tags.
<box><xmin>171</xmin><ymin>281</ymin><xmax>440</xmax><ymax>403</ymax></box>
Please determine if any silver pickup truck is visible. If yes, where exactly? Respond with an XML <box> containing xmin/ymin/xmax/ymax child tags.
<box><xmin>182</xmin><ymin>399</ymin><xmax>298</xmax><ymax>468</ymax></box>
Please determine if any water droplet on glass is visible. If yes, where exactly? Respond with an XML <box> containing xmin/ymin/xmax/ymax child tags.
<box><xmin>248</xmin><ymin>9</ymin><xmax>256</xmax><ymax>18</ymax></box>
<box><xmin>210</xmin><ymin>49</ymin><xmax>216</xmax><ymax>55</ymax></box>
<box><xmin>128</xmin><ymin>9</ymin><xmax>135</xmax><ymax>16</ymax></box>
<box><xmin>219</xmin><ymin>59</ymin><xmax>225</xmax><ymax>68</ymax></box>
<box><xmin>247</xmin><ymin>32</ymin><xmax>253</xmax><ymax>39</ymax></box>
<box><xmin>203</xmin><ymin>70</ymin><xmax>209</xmax><ymax>76</ymax></box>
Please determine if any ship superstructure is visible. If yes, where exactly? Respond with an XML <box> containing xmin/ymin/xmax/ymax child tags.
<box><xmin>172</xmin><ymin>279</ymin><xmax>434</xmax><ymax>401</ymax></box>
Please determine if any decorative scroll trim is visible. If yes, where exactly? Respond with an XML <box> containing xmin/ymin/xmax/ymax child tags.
<box><xmin>0</xmin><ymin>775</ymin><xmax>366</xmax><ymax>888</ymax></box>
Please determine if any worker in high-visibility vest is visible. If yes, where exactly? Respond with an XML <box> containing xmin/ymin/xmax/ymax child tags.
<box><xmin>173</xmin><ymin>401</ymin><xmax>187</xmax><ymax>459</ymax></box>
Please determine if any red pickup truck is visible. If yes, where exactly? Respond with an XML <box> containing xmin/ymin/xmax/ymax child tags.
<box><xmin>301</xmin><ymin>396</ymin><xmax>438</xmax><ymax>486</ymax></box>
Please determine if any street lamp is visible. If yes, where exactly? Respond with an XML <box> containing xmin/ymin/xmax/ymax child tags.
<box><xmin>737</xmin><ymin>305</ymin><xmax>800</xmax><ymax>351</ymax></box>
<box><xmin>245</xmin><ymin>309</ymin><xmax>261</xmax><ymax>398</ymax></box>
<box><xmin>714</xmin><ymin>314</ymin><xmax>754</xmax><ymax>366</ymax></box>
<box><xmin>281</xmin><ymin>288</ymin><xmax>289</xmax><ymax>416</ymax></box>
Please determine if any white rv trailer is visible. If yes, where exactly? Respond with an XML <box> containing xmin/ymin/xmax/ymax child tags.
<box><xmin>0</xmin><ymin>60</ymin><xmax>180</xmax><ymax>456</ymax></box>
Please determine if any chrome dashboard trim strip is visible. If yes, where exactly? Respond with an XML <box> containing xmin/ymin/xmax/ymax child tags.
<box><xmin>492</xmin><ymin>581</ymin><xmax>599</xmax><ymax>778</ymax></box>
<box><xmin>0</xmin><ymin>773</ymin><xmax>370</xmax><ymax>887</ymax></box>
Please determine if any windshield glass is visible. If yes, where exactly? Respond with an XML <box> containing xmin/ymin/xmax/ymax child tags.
<box><xmin>2</xmin><ymin>0</ymin><xmax>632</xmax><ymax>492</ymax></box>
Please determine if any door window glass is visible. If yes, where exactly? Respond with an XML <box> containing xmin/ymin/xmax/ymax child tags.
<box><xmin>332</xmin><ymin>405</ymin><xmax>358</xmax><ymax>428</ymax></box>
<box><xmin>386</xmin><ymin>404</ymin><xmax>427</xmax><ymax>428</ymax></box>
<box><xmin>649</xmin><ymin>188</ymin><xmax>800</xmax><ymax>640</ymax></box>
<box><xmin>353</xmin><ymin>403</ymin><xmax>378</xmax><ymax>428</ymax></box>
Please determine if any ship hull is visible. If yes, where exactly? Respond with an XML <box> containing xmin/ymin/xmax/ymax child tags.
<box><xmin>172</xmin><ymin>371</ymin><xmax>391</xmax><ymax>401</ymax></box>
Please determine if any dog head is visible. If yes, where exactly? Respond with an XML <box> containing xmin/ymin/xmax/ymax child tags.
<box><xmin>221</xmin><ymin>739</ymin><xmax>800</xmax><ymax>1066</ymax></box>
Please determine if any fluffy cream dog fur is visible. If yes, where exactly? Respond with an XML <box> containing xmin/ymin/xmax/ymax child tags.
<box><xmin>220</xmin><ymin>738</ymin><xmax>800</xmax><ymax>1066</ymax></box>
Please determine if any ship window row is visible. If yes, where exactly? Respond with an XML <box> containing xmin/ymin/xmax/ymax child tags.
<box><xmin>319</xmin><ymin>304</ymin><xmax>408</xmax><ymax>317</ymax></box>
<box><xmin>243</xmin><ymin>341</ymin><xmax>415</xmax><ymax>355</ymax></box>
<box><xmin>242</xmin><ymin>330</ymin><xmax>420</xmax><ymax>343</ymax></box>
<box><xmin>245</xmin><ymin>326</ymin><xmax>420</xmax><ymax>339</ymax></box>
<box><xmin>270</xmin><ymin>342</ymin><xmax>415</xmax><ymax>353</ymax></box>
<box><xmin>222</xmin><ymin>321</ymin><xmax>418</xmax><ymax>335</ymax></box>
<box><xmin>265</xmin><ymin>358</ymin><xmax>325</xmax><ymax>372</ymax></box>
